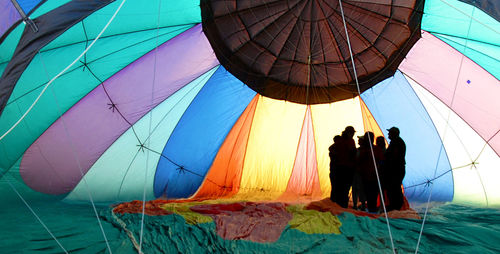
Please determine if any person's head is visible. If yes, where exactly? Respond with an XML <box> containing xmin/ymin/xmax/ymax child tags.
<box><xmin>364</xmin><ymin>131</ymin><xmax>374</xmax><ymax>144</ymax></box>
<box><xmin>357</xmin><ymin>136</ymin><xmax>364</xmax><ymax>146</ymax></box>
<box><xmin>387</xmin><ymin>127</ymin><xmax>400</xmax><ymax>140</ymax></box>
<box><xmin>343</xmin><ymin>126</ymin><xmax>355</xmax><ymax>138</ymax></box>
<box><xmin>376</xmin><ymin>136</ymin><xmax>386</xmax><ymax>147</ymax></box>
<box><xmin>333</xmin><ymin>135</ymin><xmax>341</xmax><ymax>143</ymax></box>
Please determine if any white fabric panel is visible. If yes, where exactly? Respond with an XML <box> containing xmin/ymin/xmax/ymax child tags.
<box><xmin>408</xmin><ymin>75</ymin><xmax>500</xmax><ymax>207</ymax></box>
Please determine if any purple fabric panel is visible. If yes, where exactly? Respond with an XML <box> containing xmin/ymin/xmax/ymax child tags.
<box><xmin>0</xmin><ymin>0</ymin><xmax>21</xmax><ymax>38</ymax></box>
<box><xmin>20</xmin><ymin>24</ymin><xmax>219</xmax><ymax>194</ymax></box>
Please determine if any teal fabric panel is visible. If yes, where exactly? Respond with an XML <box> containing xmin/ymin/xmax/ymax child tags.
<box><xmin>422</xmin><ymin>0</ymin><xmax>500</xmax><ymax>79</ymax></box>
<box><xmin>434</xmin><ymin>34</ymin><xmax>500</xmax><ymax>79</ymax></box>
<box><xmin>0</xmin><ymin>0</ymin><xmax>201</xmax><ymax>174</ymax></box>
<box><xmin>0</xmin><ymin>24</ymin><xmax>24</xmax><ymax>64</ymax></box>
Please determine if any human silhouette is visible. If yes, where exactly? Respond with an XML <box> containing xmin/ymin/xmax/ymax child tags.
<box><xmin>375</xmin><ymin>136</ymin><xmax>388</xmax><ymax>202</ymax></box>
<box><xmin>376</xmin><ymin>136</ymin><xmax>387</xmax><ymax>154</ymax></box>
<box><xmin>329</xmin><ymin>135</ymin><xmax>341</xmax><ymax>202</ymax></box>
<box><xmin>352</xmin><ymin>135</ymin><xmax>366</xmax><ymax>210</ymax></box>
<box><xmin>357</xmin><ymin>131</ymin><xmax>383</xmax><ymax>213</ymax></box>
<box><xmin>384</xmin><ymin>127</ymin><xmax>406</xmax><ymax>211</ymax></box>
<box><xmin>329</xmin><ymin>126</ymin><xmax>356</xmax><ymax>208</ymax></box>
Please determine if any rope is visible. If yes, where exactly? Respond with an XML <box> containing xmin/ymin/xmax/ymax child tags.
<box><xmin>112</xmin><ymin>211</ymin><xmax>142</xmax><ymax>252</ymax></box>
<box><xmin>337</xmin><ymin>1</ymin><xmax>396</xmax><ymax>253</ymax></box>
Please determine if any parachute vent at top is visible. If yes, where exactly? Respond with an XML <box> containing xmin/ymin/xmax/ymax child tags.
<box><xmin>201</xmin><ymin>0</ymin><xmax>425</xmax><ymax>104</ymax></box>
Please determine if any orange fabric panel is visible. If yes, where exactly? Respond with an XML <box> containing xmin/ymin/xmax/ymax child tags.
<box><xmin>191</xmin><ymin>95</ymin><xmax>259</xmax><ymax>200</ymax></box>
<box><xmin>360</xmin><ymin>99</ymin><xmax>385</xmax><ymax>142</ymax></box>
<box><xmin>280</xmin><ymin>107</ymin><xmax>322</xmax><ymax>202</ymax></box>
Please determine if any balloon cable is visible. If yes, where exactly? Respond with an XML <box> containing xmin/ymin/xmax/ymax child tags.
<box><xmin>337</xmin><ymin>1</ymin><xmax>396</xmax><ymax>253</ymax></box>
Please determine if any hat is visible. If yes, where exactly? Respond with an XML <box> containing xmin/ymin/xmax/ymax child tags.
<box><xmin>387</xmin><ymin>127</ymin><xmax>400</xmax><ymax>135</ymax></box>
<box><xmin>344</xmin><ymin>126</ymin><xmax>355</xmax><ymax>133</ymax></box>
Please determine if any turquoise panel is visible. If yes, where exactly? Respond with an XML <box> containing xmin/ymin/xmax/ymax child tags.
<box><xmin>435</xmin><ymin>34</ymin><xmax>500</xmax><ymax>79</ymax></box>
<box><xmin>0</xmin><ymin>24</ymin><xmax>24</xmax><ymax>65</ymax></box>
<box><xmin>423</xmin><ymin>0</ymin><xmax>500</xmax><ymax>79</ymax></box>
<box><xmin>0</xmin><ymin>0</ymin><xmax>201</xmax><ymax>175</ymax></box>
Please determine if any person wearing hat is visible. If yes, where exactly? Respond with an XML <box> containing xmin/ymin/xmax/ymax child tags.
<box><xmin>329</xmin><ymin>126</ymin><xmax>357</xmax><ymax>208</ymax></box>
<box><xmin>384</xmin><ymin>127</ymin><xmax>406</xmax><ymax>211</ymax></box>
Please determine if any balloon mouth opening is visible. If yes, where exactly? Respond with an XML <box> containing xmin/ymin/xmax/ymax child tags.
<box><xmin>200</xmin><ymin>0</ymin><xmax>424</xmax><ymax>105</ymax></box>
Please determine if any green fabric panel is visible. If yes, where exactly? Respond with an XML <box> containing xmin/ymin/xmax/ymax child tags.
<box><xmin>286</xmin><ymin>205</ymin><xmax>341</xmax><ymax>234</ymax></box>
<box><xmin>435</xmin><ymin>34</ymin><xmax>500</xmax><ymax>79</ymax></box>
<box><xmin>161</xmin><ymin>203</ymin><xmax>213</xmax><ymax>225</ymax></box>
<box><xmin>0</xmin><ymin>3</ymin><xmax>198</xmax><ymax>173</ymax></box>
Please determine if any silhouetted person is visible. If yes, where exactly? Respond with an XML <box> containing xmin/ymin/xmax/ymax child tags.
<box><xmin>385</xmin><ymin>127</ymin><xmax>406</xmax><ymax>211</ymax></box>
<box><xmin>352</xmin><ymin>136</ymin><xmax>366</xmax><ymax>210</ymax></box>
<box><xmin>329</xmin><ymin>126</ymin><xmax>356</xmax><ymax>208</ymax></box>
<box><xmin>375</xmin><ymin>136</ymin><xmax>388</xmax><ymax>202</ymax></box>
<box><xmin>329</xmin><ymin>135</ymin><xmax>342</xmax><ymax>202</ymax></box>
<box><xmin>357</xmin><ymin>131</ymin><xmax>383</xmax><ymax>213</ymax></box>
<box><xmin>376</xmin><ymin>136</ymin><xmax>387</xmax><ymax>154</ymax></box>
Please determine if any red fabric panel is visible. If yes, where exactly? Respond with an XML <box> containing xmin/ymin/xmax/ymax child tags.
<box><xmin>280</xmin><ymin>107</ymin><xmax>322</xmax><ymax>201</ymax></box>
<box><xmin>191</xmin><ymin>202</ymin><xmax>292</xmax><ymax>242</ymax></box>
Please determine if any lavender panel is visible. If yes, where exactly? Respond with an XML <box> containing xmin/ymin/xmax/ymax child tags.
<box><xmin>20</xmin><ymin>24</ymin><xmax>218</xmax><ymax>194</ymax></box>
<box><xmin>0</xmin><ymin>0</ymin><xmax>21</xmax><ymax>39</ymax></box>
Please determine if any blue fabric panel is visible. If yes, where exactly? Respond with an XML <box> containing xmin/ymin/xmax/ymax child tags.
<box><xmin>154</xmin><ymin>67</ymin><xmax>256</xmax><ymax>198</ymax></box>
<box><xmin>361</xmin><ymin>71</ymin><xmax>454</xmax><ymax>202</ymax></box>
<box><xmin>17</xmin><ymin>0</ymin><xmax>42</xmax><ymax>14</ymax></box>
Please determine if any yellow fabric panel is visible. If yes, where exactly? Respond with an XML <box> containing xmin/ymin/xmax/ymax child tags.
<box><xmin>286</xmin><ymin>205</ymin><xmax>341</xmax><ymax>234</ymax></box>
<box><xmin>359</xmin><ymin>99</ymin><xmax>385</xmax><ymax>142</ymax></box>
<box><xmin>160</xmin><ymin>203</ymin><xmax>213</xmax><ymax>225</ymax></box>
<box><xmin>234</xmin><ymin>96</ymin><xmax>306</xmax><ymax>200</ymax></box>
<box><xmin>310</xmin><ymin>97</ymin><xmax>365</xmax><ymax>197</ymax></box>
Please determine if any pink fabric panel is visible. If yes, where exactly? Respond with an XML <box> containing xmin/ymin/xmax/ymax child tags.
<box><xmin>285</xmin><ymin>107</ymin><xmax>321</xmax><ymax>196</ymax></box>
<box><xmin>399</xmin><ymin>31</ymin><xmax>500</xmax><ymax>155</ymax></box>
<box><xmin>20</xmin><ymin>24</ymin><xmax>219</xmax><ymax>194</ymax></box>
<box><xmin>191</xmin><ymin>202</ymin><xmax>292</xmax><ymax>243</ymax></box>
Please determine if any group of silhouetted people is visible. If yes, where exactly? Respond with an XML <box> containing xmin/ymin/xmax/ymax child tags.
<box><xmin>329</xmin><ymin>126</ymin><xmax>406</xmax><ymax>213</ymax></box>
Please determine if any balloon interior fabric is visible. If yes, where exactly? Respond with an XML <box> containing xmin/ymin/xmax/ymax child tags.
<box><xmin>201</xmin><ymin>0</ymin><xmax>424</xmax><ymax>104</ymax></box>
<box><xmin>0</xmin><ymin>0</ymin><xmax>499</xmax><ymax>253</ymax></box>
